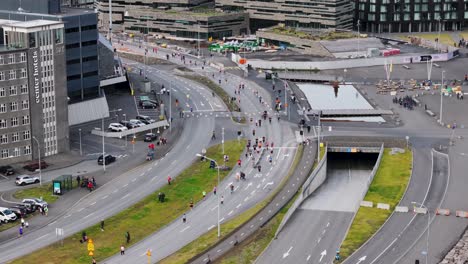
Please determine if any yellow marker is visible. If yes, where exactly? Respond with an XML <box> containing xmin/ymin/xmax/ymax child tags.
<box><xmin>146</xmin><ymin>249</ymin><xmax>152</xmax><ymax>264</ymax></box>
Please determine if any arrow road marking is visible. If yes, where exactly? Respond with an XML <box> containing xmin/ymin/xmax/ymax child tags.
<box><xmin>244</xmin><ymin>182</ymin><xmax>253</xmax><ymax>190</ymax></box>
<box><xmin>357</xmin><ymin>256</ymin><xmax>367</xmax><ymax>264</ymax></box>
<box><xmin>319</xmin><ymin>250</ymin><xmax>327</xmax><ymax>262</ymax></box>
<box><xmin>307</xmin><ymin>255</ymin><xmax>311</xmax><ymax>261</ymax></box>
<box><xmin>283</xmin><ymin>246</ymin><xmax>293</xmax><ymax>259</ymax></box>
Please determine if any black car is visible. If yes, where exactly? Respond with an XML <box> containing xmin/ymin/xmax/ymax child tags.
<box><xmin>98</xmin><ymin>154</ymin><xmax>116</xmax><ymax>165</ymax></box>
<box><xmin>18</xmin><ymin>202</ymin><xmax>37</xmax><ymax>213</ymax></box>
<box><xmin>121</xmin><ymin>120</ymin><xmax>138</xmax><ymax>129</ymax></box>
<box><xmin>8</xmin><ymin>206</ymin><xmax>27</xmax><ymax>218</ymax></box>
<box><xmin>144</xmin><ymin>133</ymin><xmax>158</xmax><ymax>142</ymax></box>
<box><xmin>0</xmin><ymin>165</ymin><xmax>14</xmax><ymax>176</ymax></box>
<box><xmin>141</xmin><ymin>101</ymin><xmax>158</xmax><ymax>109</ymax></box>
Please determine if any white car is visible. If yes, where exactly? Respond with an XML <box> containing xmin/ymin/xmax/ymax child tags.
<box><xmin>129</xmin><ymin>119</ymin><xmax>146</xmax><ymax>127</ymax></box>
<box><xmin>108</xmin><ymin>123</ymin><xmax>128</xmax><ymax>132</ymax></box>
<box><xmin>15</xmin><ymin>175</ymin><xmax>40</xmax><ymax>186</ymax></box>
<box><xmin>21</xmin><ymin>198</ymin><xmax>48</xmax><ymax>208</ymax></box>
<box><xmin>0</xmin><ymin>207</ymin><xmax>17</xmax><ymax>223</ymax></box>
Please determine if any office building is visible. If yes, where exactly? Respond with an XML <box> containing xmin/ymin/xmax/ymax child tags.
<box><xmin>0</xmin><ymin>20</ymin><xmax>68</xmax><ymax>165</ymax></box>
<box><xmin>62</xmin><ymin>0</ymin><xmax>96</xmax><ymax>9</ymax></box>
<box><xmin>0</xmin><ymin>0</ymin><xmax>100</xmax><ymax>103</ymax></box>
<box><xmin>354</xmin><ymin>0</ymin><xmax>468</xmax><ymax>33</ymax></box>
<box><xmin>216</xmin><ymin>0</ymin><xmax>354</xmax><ymax>31</ymax></box>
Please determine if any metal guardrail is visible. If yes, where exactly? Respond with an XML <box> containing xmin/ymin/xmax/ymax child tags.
<box><xmin>91</xmin><ymin>120</ymin><xmax>169</xmax><ymax>138</ymax></box>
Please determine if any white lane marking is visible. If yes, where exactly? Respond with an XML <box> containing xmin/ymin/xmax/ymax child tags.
<box><xmin>64</xmin><ymin>214</ymin><xmax>71</xmax><ymax>218</ymax></box>
<box><xmin>208</xmin><ymin>225</ymin><xmax>215</xmax><ymax>231</ymax></box>
<box><xmin>211</xmin><ymin>205</ymin><xmax>218</xmax><ymax>211</ymax></box>
<box><xmin>123</xmin><ymin>183</ymin><xmax>129</xmax><ymax>188</ymax></box>
<box><xmin>151</xmin><ymin>176</ymin><xmax>157</xmax><ymax>182</ymax></box>
<box><xmin>84</xmin><ymin>212</ymin><xmax>95</xmax><ymax>219</ymax></box>
<box><xmin>140</xmin><ymin>172</ymin><xmax>145</xmax><ymax>177</ymax></box>
<box><xmin>307</xmin><ymin>255</ymin><xmax>311</xmax><ymax>261</ymax></box>
<box><xmin>180</xmin><ymin>226</ymin><xmax>191</xmax><ymax>233</ymax></box>
<box><xmin>147</xmin><ymin>168</ymin><xmax>152</xmax><ymax>172</ymax></box>
<box><xmin>219</xmin><ymin>217</ymin><xmax>225</xmax><ymax>223</ymax></box>
<box><xmin>186</xmin><ymin>144</ymin><xmax>191</xmax><ymax>150</ymax></box>
<box><xmin>35</xmin><ymin>234</ymin><xmax>49</xmax><ymax>241</ymax></box>
<box><xmin>77</xmin><ymin>208</ymin><xmax>84</xmax><ymax>212</ymax></box>
<box><xmin>113</xmin><ymin>189</ymin><xmax>119</xmax><ymax>193</ymax></box>
<box><xmin>244</xmin><ymin>197</ymin><xmax>249</xmax><ymax>202</ymax></box>
<box><xmin>132</xmin><ymin>178</ymin><xmax>137</xmax><ymax>182</ymax></box>
<box><xmin>283</xmin><ymin>246</ymin><xmax>293</xmax><ymax>258</ymax></box>
<box><xmin>47</xmin><ymin>221</ymin><xmax>57</xmax><ymax>226</ymax></box>
<box><xmin>228</xmin><ymin>210</ymin><xmax>234</xmax><ymax>216</ymax></box>
<box><xmin>101</xmin><ymin>195</ymin><xmax>108</xmax><ymax>200</ymax></box>
<box><xmin>90</xmin><ymin>202</ymin><xmax>96</xmax><ymax>206</ymax></box>
<box><xmin>120</xmin><ymin>193</ymin><xmax>130</xmax><ymax>200</ymax></box>
<box><xmin>171</xmin><ymin>160</ymin><xmax>177</xmax><ymax>165</ymax></box>
<box><xmin>236</xmin><ymin>203</ymin><xmax>242</xmax><ymax>209</ymax></box>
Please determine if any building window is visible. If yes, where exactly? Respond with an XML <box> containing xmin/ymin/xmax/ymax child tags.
<box><xmin>23</xmin><ymin>145</ymin><xmax>31</xmax><ymax>155</ymax></box>
<box><xmin>0</xmin><ymin>72</ymin><xmax>4</xmax><ymax>81</ymax></box>
<box><xmin>13</xmin><ymin>147</ymin><xmax>20</xmax><ymax>157</ymax></box>
<box><xmin>0</xmin><ymin>134</ymin><xmax>7</xmax><ymax>144</ymax></box>
<box><xmin>21</xmin><ymin>100</ymin><xmax>29</xmax><ymax>110</ymax></box>
<box><xmin>20</xmin><ymin>84</ymin><xmax>28</xmax><ymax>94</ymax></box>
<box><xmin>0</xmin><ymin>104</ymin><xmax>5</xmax><ymax>113</ymax></box>
<box><xmin>20</xmin><ymin>52</ymin><xmax>26</xmax><ymax>62</ymax></box>
<box><xmin>22</xmin><ymin>115</ymin><xmax>29</xmax><ymax>125</ymax></box>
<box><xmin>11</xmin><ymin>132</ymin><xmax>19</xmax><ymax>142</ymax></box>
<box><xmin>9</xmin><ymin>70</ymin><xmax>16</xmax><ymax>80</ymax></box>
<box><xmin>8</xmin><ymin>54</ymin><xmax>15</xmax><ymax>64</ymax></box>
<box><xmin>1</xmin><ymin>149</ymin><xmax>9</xmax><ymax>159</ymax></box>
<box><xmin>0</xmin><ymin>56</ymin><xmax>3</xmax><ymax>65</ymax></box>
<box><xmin>9</xmin><ymin>86</ymin><xmax>17</xmax><ymax>96</ymax></box>
<box><xmin>0</xmin><ymin>119</ymin><xmax>6</xmax><ymax>129</ymax></box>
<box><xmin>10</xmin><ymin>102</ymin><xmax>18</xmax><ymax>111</ymax></box>
<box><xmin>22</xmin><ymin>130</ymin><xmax>30</xmax><ymax>140</ymax></box>
<box><xmin>11</xmin><ymin>117</ymin><xmax>18</xmax><ymax>127</ymax></box>
<box><xmin>20</xmin><ymin>69</ymin><xmax>27</xmax><ymax>78</ymax></box>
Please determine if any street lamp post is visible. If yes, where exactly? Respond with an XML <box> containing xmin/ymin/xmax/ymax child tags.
<box><xmin>343</xmin><ymin>69</ymin><xmax>348</xmax><ymax>84</ymax></box>
<box><xmin>79</xmin><ymin>128</ymin><xmax>82</xmax><ymax>156</ymax></box>
<box><xmin>412</xmin><ymin>201</ymin><xmax>430</xmax><ymax>264</ymax></box>
<box><xmin>169</xmin><ymin>81</ymin><xmax>172</xmax><ymax>132</ymax></box>
<box><xmin>196</xmin><ymin>154</ymin><xmax>221</xmax><ymax>237</ymax></box>
<box><xmin>108</xmin><ymin>0</ymin><xmax>112</xmax><ymax>43</ymax></box>
<box><xmin>437</xmin><ymin>18</ymin><xmax>441</xmax><ymax>53</ymax></box>
<box><xmin>317</xmin><ymin>110</ymin><xmax>321</xmax><ymax>163</ymax></box>
<box><xmin>357</xmin><ymin>19</ymin><xmax>361</xmax><ymax>58</ymax></box>
<box><xmin>32</xmin><ymin>136</ymin><xmax>42</xmax><ymax>186</ymax></box>
<box><xmin>439</xmin><ymin>70</ymin><xmax>445</xmax><ymax>125</ymax></box>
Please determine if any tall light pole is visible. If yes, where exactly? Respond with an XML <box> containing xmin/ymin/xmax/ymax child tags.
<box><xmin>197</xmin><ymin>23</ymin><xmax>201</xmax><ymax>58</ymax></box>
<box><xmin>437</xmin><ymin>18</ymin><xmax>441</xmax><ymax>53</ymax></box>
<box><xmin>222</xmin><ymin>127</ymin><xmax>225</xmax><ymax>155</ymax></box>
<box><xmin>108</xmin><ymin>0</ymin><xmax>112</xmax><ymax>43</ymax></box>
<box><xmin>196</xmin><ymin>154</ymin><xmax>220</xmax><ymax>237</ymax></box>
<box><xmin>78</xmin><ymin>128</ymin><xmax>82</xmax><ymax>156</ymax></box>
<box><xmin>357</xmin><ymin>19</ymin><xmax>360</xmax><ymax>58</ymax></box>
<box><xmin>412</xmin><ymin>201</ymin><xmax>430</xmax><ymax>264</ymax></box>
<box><xmin>169</xmin><ymin>81</ymin><xmax>172</xmax><ymax>132</ymax></box>
<box><xmin>32</xmin><ymin>136</ymin><xmax>42</xmax><ymax>186</ymax></box>
<box><xmin>317</xmin><ymin>110</ymin><xmax>321</xmax><ymax>163</ymax></box>
<box><xmin>439</xmin><ymin>70</ymin><xmax>445</xmax><ymax>125</ymax></box>
<box><xmin>102</xmin><ymin>108</ymin><xmax>122</xmax><ymax>171</ymax></box>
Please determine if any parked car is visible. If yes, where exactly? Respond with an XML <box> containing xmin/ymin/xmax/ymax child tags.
<box><xmin>0</xmin><ymin>207</ymin><xmax>17</xmax><ymax>223</ymax></box>
<box><xmin>98</xmin><ymin>154</ymin><xmax>116</xmax><ymax>165</ymax></box>
<box><xmin>121</xmin><ymin>120</ymin><xmax>138</xmax><ymax>129</ymax></box>
<box><xmin>15</xmin><ymin>175</ymin><xmax>40</xmax><ymax>186</ymax></box>
<box><xmin>136</xmin><ymin>115</ymin><xmax>156</xmax><ymax>124</ymax></box>
<box><xmin>20</xmin><ymin>201</ymin><xmax>38</xmax><ymax>213</ymax></box>
<box><xmin>0</xmin><ymin>165</ymin><xmax>14</xmax><ymax>176</ymax></box>
<box><xmin>108</xmin><ymin>123</ymin><xmax>128</xmax><ymax>132</ymax></box>
<box><xmin>8</xmin><ymin>206</ymin><xmax>26</xmax><ymax>218</ymax></box>
<box><xmin>129</xmin><ymin>119</ymin><xmax>146</xmax><ymax>127</ymax></box>
<box><xmin>141</xmin><ymin>101</ymin><xmax>158</xmax><ymax>109</ymax></box>
<box><xmin>23</xmin><ymin>161</ymin><xmax>48</xmax><ymax>172</ymax></box>
<box><xmin>21</xmin><ymin>198</ymin><xmax>48</xmax><ymax>209</ymax></box>
<box><xmin>144</xmin><ymin>133</ymin><xmax>158</xmax><ymax>142</ymax></box>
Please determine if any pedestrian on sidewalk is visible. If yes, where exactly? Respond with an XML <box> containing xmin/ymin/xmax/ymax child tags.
<box><xmin>25</xmin><ymin>221</ymin><xmax>29</xmax><ymax>228</ymax></box>
<box><xmin>77</xmin><ymin>176</ymin><xmax>81</xmax><ymax>187</ymax></box>
<box><xmin>21</xmin><ymin>217</ymin><xmax>25</xmax><ymax>227</ymax></box>
<box><xmin>189</xmin><ymin>199</ymin><xmax>194</xmax><ymax>210</ymax></box>
<box><xmin>230</xmin><ymin>184</ymin><xmax>234</xmax><ymax>194</ymax></box>
<box><xmin>39</xmin><ymin>206</ymin><xmax>43</xmax><ymax>215</ymax></box>
<box><xmin>18</xmin><ymin>226</ymin><xmax>23</xmax><ymax>237</ymax></box>
<box><xmin>213</xmin><ymin>186</ymin><xmax>217</xmax><ymax>195</ymax></box>
<box><xmin>92</xmin><ymin>177</ymin><xmax>96</xmax><ymax>187</ymax></box>
<box><xmin>125</xmin><ymin>231</ymin><xmax>131</xmax><ymax>244</ymax></box>
<box><xmin>221</xmin><ymin>196</ymin><xmax>224</xmax><ymax>205</ymax></box>
<box><xmin>167</xmin><ymin>176</ymin><xmax>172</xmax><ymax>185</ymax></box>
<box><xmin>237</xmin><ymin>159</ymin><xmax>242</xmax><ymax>166</ymax></box>
<box><xmin>92</xmin><ymin>257</ymin><xmax>97</xmax><ymax>264</ymax></box>
<box><xmin>182</xmin><ymin>213</ymin><xmax>187</xmax><ymax>223</ymax></box>
<box><xmin>101</xmin><ymin>220</ymin><xmax>105</xmax><ymax>231</ymax></box>
<box><xmin>44</xmin><ymin>206</ymin><xmax>48</xmax><ymax>216</ymax></box>
<box><xmin>258</xmin><ymin>165</ymin><xmax>262</xmax><ymax>172</ymax></box>
<box><xmin>120</xmin><ymin>245</ymin><xmax>125</xmax><ymax>255</ymax></box>
<box><xmin>202</xmin><ymin>191</ymin><xmax>206</xmax><ymax>200</ymax></box>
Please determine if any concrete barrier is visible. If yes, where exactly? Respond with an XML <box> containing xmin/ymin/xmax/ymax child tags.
<box><xmin>360</xmin><ymin>201</ymin><xmax>373</xmax><ymax>208</ymax></box>
<box><xmin>377</xmin><ymin>203</ymin><xmax>390</xmax><ymax>210</ymax></box>
<box><xmin>414</xmin><ymin>207</ymin><xmax>428</xmax><ymax>214</ymax></box>
<box><xmin>435</xmin><ymin>208</ymin><xmax>451</xmax><ymax>216</ymax></box>
<box><xmin>395</xmin><ymin>206</ymin><xmax>409</xmax><ymax>213</ymax></box>
<box><xmin>456</xmin><ymin>211</ymin><xmax>468</xmax><ymax>218</ymax></box>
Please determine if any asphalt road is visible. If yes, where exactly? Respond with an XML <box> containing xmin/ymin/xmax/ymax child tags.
<box><xmin>0</xmin><ymin>59</ymin><xmax>218</xmax><ymax>262</ymax></box>
<box><xmin>257</xmin><ymin>152</ymin><xmax>375</xmax><ymax>264</ymax></box>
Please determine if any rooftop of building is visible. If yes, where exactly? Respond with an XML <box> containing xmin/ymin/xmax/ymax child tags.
<box><xmin>261</xmin><ymin>25</ymin><xmax>359</xmax><ymax>41</ymax></box>
<box><xmin>129</xmin><ymin>7</ymin><xmax>239</xmax><ymax>18</ymax></box>
<box><xmin>0</xmin><ymin>19</ymin><xmax>63</xmax><ymax>28</ymax></box>
<box><xmin>0</xmin><ymin>7</ymin><xmax>96</xmax><ymax>19</ymax></box>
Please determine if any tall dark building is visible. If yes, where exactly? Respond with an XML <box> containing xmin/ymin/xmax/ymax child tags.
<box><xmin>0</xmin><ymin>0</ymin><xmax>100</xmax><ymax>102</ymax></box>
<box><xmin>354</xmin><ymin>0</ymin><xmax>468</xmax><ymax>33</ymax></box>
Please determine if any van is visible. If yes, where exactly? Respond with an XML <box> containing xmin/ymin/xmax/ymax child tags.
<box><xmin>0</xmin><ymin>207</ymin><xmax>17</xmax><ymax>223</ymax></box>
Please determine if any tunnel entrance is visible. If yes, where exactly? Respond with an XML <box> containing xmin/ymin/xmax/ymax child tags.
<box><xmin>300</xmin><ymin>151</ymin><xmax>379</xmax><ymax>212</ymax></box>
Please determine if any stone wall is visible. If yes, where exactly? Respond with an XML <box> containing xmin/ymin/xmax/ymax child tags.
<box><xmin>440</xmin><ymin>228</ymin><xmax>468</xmax><ymax>264</ymax></box>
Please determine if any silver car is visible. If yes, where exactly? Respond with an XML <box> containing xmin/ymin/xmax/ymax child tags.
<box><xmin>15</xmin><ymin>175</ymin><xmax>40</xmax><ymax>186</ymax></box>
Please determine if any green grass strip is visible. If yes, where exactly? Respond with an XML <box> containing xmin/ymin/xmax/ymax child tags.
<box><xmin>160</xmin><ymin>145</ymin><xmax>304</xmax><ymax>264</ymax></box>
<box><xmin>337</xmin><ymin>148</ymin><xmax>412</xmax><ymax>262</ymax></box>
<box><xmin>11</xmin><ymin>140</ymin><xmax>246</xmax><ymax>264</ymax></box>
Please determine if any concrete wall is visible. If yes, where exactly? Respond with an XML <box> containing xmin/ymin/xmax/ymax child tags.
<box><xmin>275</xmin><ymin>149</ymin><xmax>328</xmax><ymax>237</ymax></box>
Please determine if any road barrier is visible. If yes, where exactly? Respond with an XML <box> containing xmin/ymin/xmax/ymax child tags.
<box><xmin>413</xmin><ymin>207</ymin><xmax>428</xmax><ymax>214</ymax></box>
<box><xmin>377</xmin><ymin>203</ymin><xmax>390</xmax><ymax>210</ymax></box>
<box><xmin>360</xmin><ymin>201</ymin><xmax>373</xmax><ymax>208</ymax></box>
<box><xmin>456</xmin><ymin>211</ymin><xmax>468</xmax><ymax>218</ymax></box>
<box><xmin>395</xmin><ymin>206</ymin><xmax>409</xmax><ymax>213</ymax></box>
<box><xmin>435</xmin><ymin>208</ymin><xmax>451</xmax><ymax>216</ymax></box>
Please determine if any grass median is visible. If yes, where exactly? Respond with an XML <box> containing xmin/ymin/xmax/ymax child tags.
<box><xmin>337</xmin><ymin>148</ymin><xmax>412</xmax><ymax>262</ymax></box>
<box><xmin>160</xmin><ymin>145</ymin><xmax>304</xmax><ymax>264</ymax></box>
<box><xmin>11</xmin><ymin>140</ymin><xmax>246</xmax><ymax>264</ymax></box>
